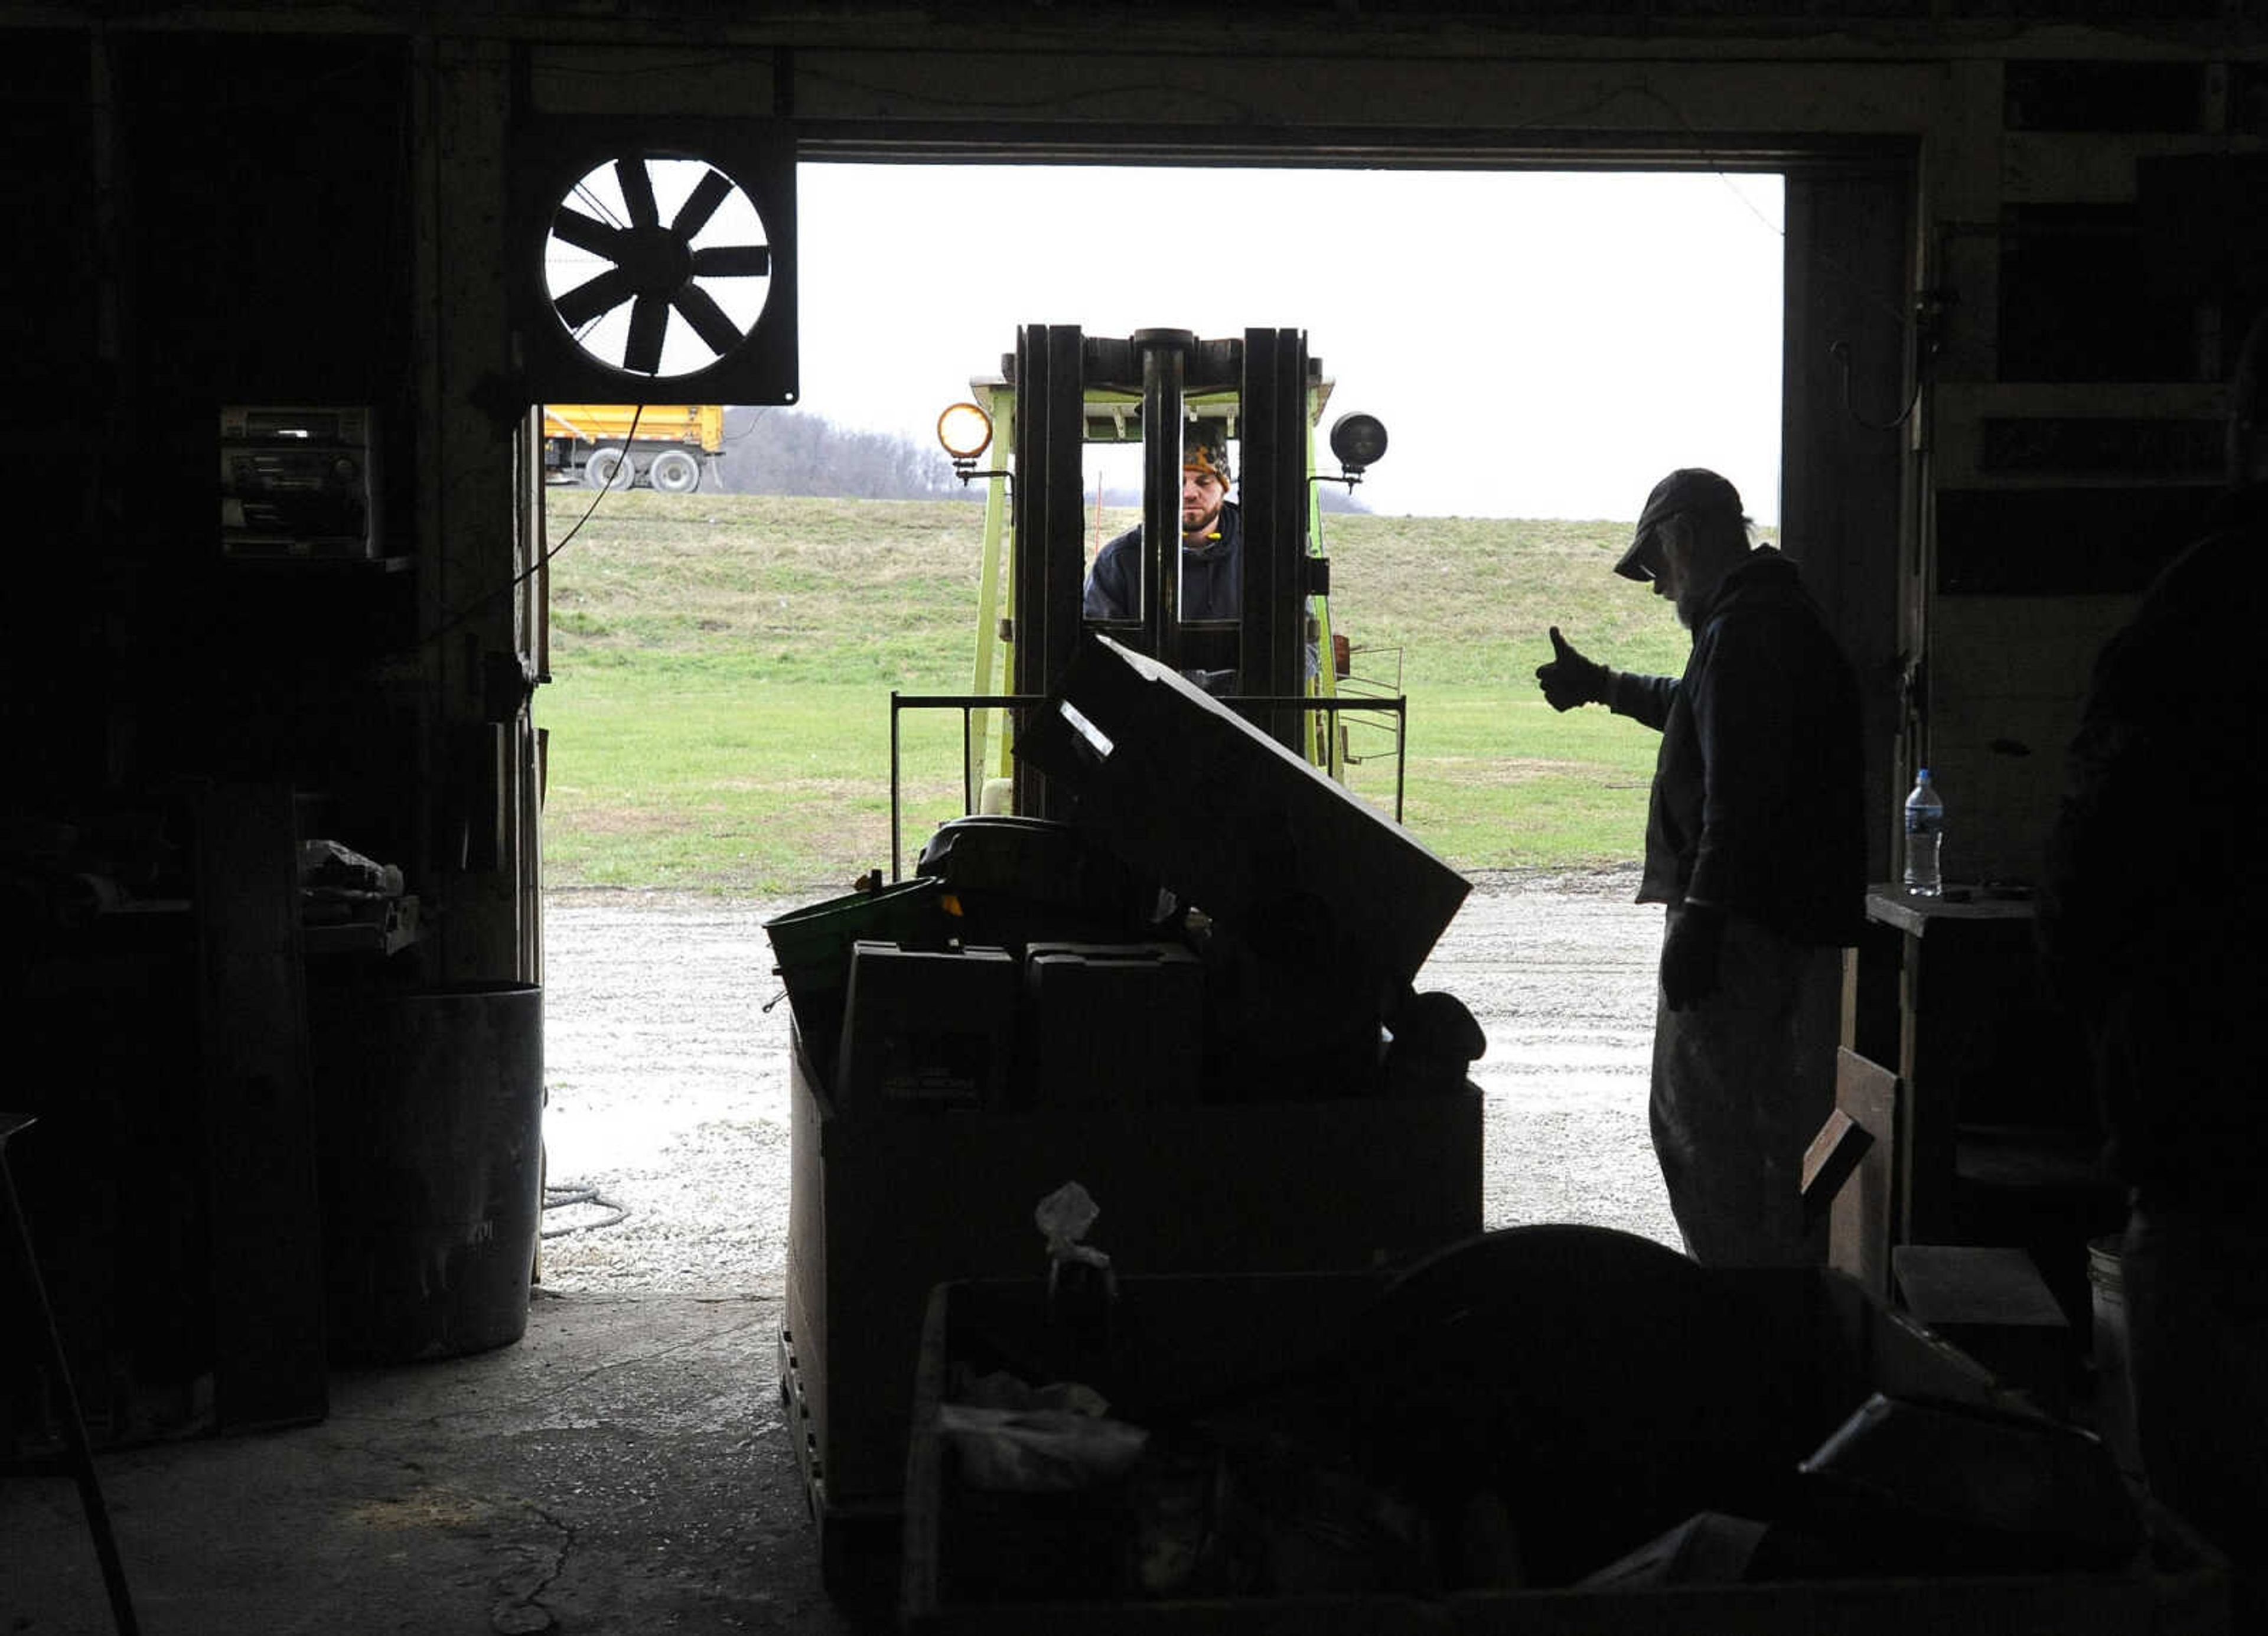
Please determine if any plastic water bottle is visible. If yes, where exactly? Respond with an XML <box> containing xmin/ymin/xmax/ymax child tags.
<box><xmin>1903</xmin><ymin>769</ymin><xmax>1944</xmax><ymax>897</ymax></box>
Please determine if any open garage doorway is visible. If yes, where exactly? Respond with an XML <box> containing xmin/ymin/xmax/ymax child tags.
<box><xmin>528</xmin><ymin>161</ymin><xmax>1798</xmax><ymax>1291</ymax></box>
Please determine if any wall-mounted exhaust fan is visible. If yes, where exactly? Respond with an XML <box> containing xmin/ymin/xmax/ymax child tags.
<box><xmin>511</xmin><ymin>119</ymin><xmax>797</xmax><ymax>404</ymax></box>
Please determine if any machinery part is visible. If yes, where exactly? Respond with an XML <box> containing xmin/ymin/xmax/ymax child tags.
<box><xmin>584</xmin><ymin>447</ymin><xmax>636</xmax><ymax>490</ymax></box>
<box><xmin>973</xmin><ymin>328</ymin><xmax>1403</xmax><ymax>792</ymax></box>
<box><xmin>1330</xmin><ymin>411</ymin><xmax>1390</xmax><ymax>475</ymax></box>
<box><xmin>1135</xmin><ymin>328</ymin><xmax>1194</xmax><ymax>672</ymax></box>
<box><xmin>648</xmin><ymin>447</ymin><xmax>701</xmax><ymax>493</ymax></box>
<box><xmin>543</xmin><ymin>152</ymin><xmax>771</xmax><ymax>377</ymax></box>
<box><xmin>936</xmin><ymin>401</ymin><xmax>992</xmax><ymax>461</ymax></box>
<box><xmin>511</xmin><ymin>118</ymin><xmax>798</xmax><ymax>405</ymax></box>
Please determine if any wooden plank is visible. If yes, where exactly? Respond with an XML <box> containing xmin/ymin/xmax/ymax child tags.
<box><xmin>2002</xmin><ymin>131</ymin><xmax>2247</xmax><ymax>206</ymax></box>
<box><xmin>1783</xmin><ymin>166</ymin><xmax>1911</xmax><ymax>887</ymax></box>
<box><xmin>430</xmin><ymin>34</ymin><xmax>525</xmax><ymax>980</ymax></box>
<box><xmin>194</xmin><ymin>782</ymin><xmax>327</xmax><ymax>1431</ymax></box>
<box><xmin>526</xmin><ymin>43</ymin><xmax>776</xmax><ymax>116</ymax></box>
<box><xmin>788</xmin><ymin>50</ymin><xmax>1947</xmax><ymax>136</ymax></box>
<box><xmin>1894</xmin><ymin>1244</ymin><xmax>2068</xmax><ymax>1331</ymax></box>
<box><xmin>1828</xmin><ymin>1046</ymin><xmax>1900</xmax><ymax>1303</ymax></box>
<box><xmin>1932</xmin><ymin>384</ymin><xmax>2229</xmax><ymax>488</ymax></box>
<box><xmin>1802</xmin><ymin>1106</ymin><xmax>1875</xmax><ymax>1221</ymax></box>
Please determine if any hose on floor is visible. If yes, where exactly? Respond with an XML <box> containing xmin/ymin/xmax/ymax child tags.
<box><xmin>540</xmin><ymin>1182</ymin><xmax>628</xmax><ymax>1239</ymax></box>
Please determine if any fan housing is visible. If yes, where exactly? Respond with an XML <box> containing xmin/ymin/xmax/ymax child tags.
<box><xmin>512</xmin><ymin>118</ymin><xmax>797</xmax><ymax>406</ymax></box>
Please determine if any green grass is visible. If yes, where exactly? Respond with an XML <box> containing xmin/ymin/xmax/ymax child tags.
<box><xmin>538</xmin><ymin>490</ymin><xmax>1702</xmax><ymax>893</ymax></box>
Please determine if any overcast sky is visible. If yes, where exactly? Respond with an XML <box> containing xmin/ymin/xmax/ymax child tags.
<box><xmin>790</xmin><ymin>164</ymin><xmax>1786</xmax><ymax>524</ymax></box>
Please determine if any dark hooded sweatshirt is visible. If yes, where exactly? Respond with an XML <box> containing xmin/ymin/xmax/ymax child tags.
<box><xmin>1082</xmin><ymin>500</ymin><xmax>1243</xmax><ymax>623</ymax></box>
<box><xmin>1605</xmin><ymin>547</ymin><xmax>1866</xmax><ymax>948</ymax></box>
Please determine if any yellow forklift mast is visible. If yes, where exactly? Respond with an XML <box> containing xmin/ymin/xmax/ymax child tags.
<box><xmin>936</xmin><ymin>326</ymin><xmax>1398</xmax><ymax>830</ymax></box>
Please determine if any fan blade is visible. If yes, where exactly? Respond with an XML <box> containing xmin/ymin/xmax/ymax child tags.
<box><xmin>673</xmin><ymin>168</ymin><xmax>734</xmax><ymax>239</ymax></box>
<box><xmin>673</xmin><ymin>282</ymin><xmax>747</xmax><ymax>357</ymax></box>
<box><xmin>549</xmin><ymin>204</ymin><xmax>623</xmax><ymax>259</ymax></box>
<box><xmin>555</xmin><ymin>266</ymin><xmax>634</xmax><ymax>330</ymax></box>
<box><xmin>623</xmin><ymin>293</ymin><xmax>669</xmax><ymax>375</ymax></box>
<box><xmin>690</xmin><ymin>243</ymin><xmax>771</xmax><ymax>278</ymax></box>
<box><xmin>616</xmin><ymin>157</ymin><xmax>659</xmax><ymax>229</ymax></box>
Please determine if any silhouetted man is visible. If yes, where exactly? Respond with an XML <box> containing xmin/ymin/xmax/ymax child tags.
<box><xmin>1534</xmin><ymin>469</ymin><xmax>1865</xmax><ymax>1266</ymax></box>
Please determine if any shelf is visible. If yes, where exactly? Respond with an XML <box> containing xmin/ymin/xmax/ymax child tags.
<box><xmin>221</xmin><ymin>552</ymin><xmax>412</xmax><ymax>573</ymax></box>
<box><xmin>302</xmin><ymin>894</ymin><xmax>421</xmax><ymax>957</ymax></box>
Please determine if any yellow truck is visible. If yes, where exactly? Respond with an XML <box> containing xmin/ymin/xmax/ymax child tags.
<box><xmin>540</xmin><ymin>403</ymin><xmax>724</xmax><ymax>493</ymax></box>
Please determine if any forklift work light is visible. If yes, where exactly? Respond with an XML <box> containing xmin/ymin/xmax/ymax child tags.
<box><xmin>1328</xmin><ymin>412</ymin><xmax>1389</xmax><ymax>477</ymax></box>
<box><xmin>937</xmin><ymin>402</ymin><xmax>993</xmax><ymax>461</ymax></box>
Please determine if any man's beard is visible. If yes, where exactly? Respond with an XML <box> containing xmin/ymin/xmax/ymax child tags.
<box><xmin>1182</xmin><ymin>500</ymin><xmax>1224</xmax><ymax>541</ymax></box>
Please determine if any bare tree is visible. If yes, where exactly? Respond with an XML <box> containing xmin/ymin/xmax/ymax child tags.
<box><xmin>715</xmin><ymin>408</ymin><xmax>967</xmax><ymax>500</ymax></box>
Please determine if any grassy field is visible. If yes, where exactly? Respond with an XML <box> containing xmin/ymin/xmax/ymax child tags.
<box><xmin>537</xmin><ymin>490</ymin><xmax>1700</xmax><ymax>894</ymax></box>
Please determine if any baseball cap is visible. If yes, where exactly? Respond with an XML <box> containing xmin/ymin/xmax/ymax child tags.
<box><xmin>1614</xmin><ymin>467</ymin><xmax>1743</xmax><ymax>582</ymax></box>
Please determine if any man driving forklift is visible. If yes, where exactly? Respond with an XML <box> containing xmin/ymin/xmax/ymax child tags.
<box><xmin>1081</xmin><ymin>418</ymin><xmax>1315</xmax><ymax>693</ymax></box>
<box><xmin>1081</xmin><ymin>420</ymin><xmax>1241</xmax><ymax>622</ymax></box>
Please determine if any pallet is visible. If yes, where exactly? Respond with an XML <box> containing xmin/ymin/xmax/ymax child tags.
<box><xmin>778</xmin><ymin>1315</ymin><xmax>902</xmax><ymax>1599</ymax></box>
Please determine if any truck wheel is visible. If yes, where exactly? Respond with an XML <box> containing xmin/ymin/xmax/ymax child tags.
<box><xmin>585</xmin><ymin>448</ymin><xmax>636</xmax><ymax>490</ymax></box>
<box><xmin>649</xmin><ymin>449</ymin><xmax>701</xmax><ymax>494</ymax></box>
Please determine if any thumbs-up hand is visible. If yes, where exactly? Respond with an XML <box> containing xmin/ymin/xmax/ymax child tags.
<box><xmin>1535</xmin><ymin>626</ymin><xmax>1611</xmax><ymax>712</ymax></box>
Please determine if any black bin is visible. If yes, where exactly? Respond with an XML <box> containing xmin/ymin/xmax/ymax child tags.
<box><xmin>311</xmin><ymin>982</ymin><xmax>544</xmax><ymax>1364</ymax></box>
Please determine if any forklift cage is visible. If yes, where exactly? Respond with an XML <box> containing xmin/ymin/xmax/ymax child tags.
<box><xmin>954</xmin><ymin>325</ymin><xmax>1407</xmax><ymax>825</ymax></box>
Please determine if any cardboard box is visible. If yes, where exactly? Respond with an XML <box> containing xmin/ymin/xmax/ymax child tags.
<box><xmin>836</xmin><ymin>941</ymin><xmax>1017</xmax><ymax>1116</ymax></box>
<box><xmin>1021</xmin><ymin>941</ymin><xmax>1204</xmax><ymax>1111</ymax></box>
<box><xmin>781</xmin><ymin>1025</ymin><xmax>1482</xmax><ymax>1530</ymax></box>
<box><xmin>1016</xmin><ymin>635</ymin><xmax>1469</xmax><ymax>1013</ymax></box>
<box><xmin>901</xmin><ymin>1257</ymin><xmax>2228</xmax><ymax>1634</ymax></box>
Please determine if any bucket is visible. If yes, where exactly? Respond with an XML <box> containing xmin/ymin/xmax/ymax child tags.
<box><xmin>2087</xmin><ymin>1233</ymin><xmax>2143</xmax><ymax>1478</ymax></box>
<box><xmin>310</xmin><ymin>982</ymin><xmax>544</xmax><ymax>1364</ymax></box>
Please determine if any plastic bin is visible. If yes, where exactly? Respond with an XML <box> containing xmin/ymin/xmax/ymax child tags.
<box><xmin>764</xmin><ymin>878</ymin><xmax>947</xmax><ymax>1079</ymax></box>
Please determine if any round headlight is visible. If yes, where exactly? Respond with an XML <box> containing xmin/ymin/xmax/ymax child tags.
<box><xmin>937</xmin><ymin>402</ymin><xmax>993</xmax><ymax>460</ymax></box>
<box><xmin>1328</xmin><ymin>412</ymin><xmax>1389</xmax><ymax>471</ymax></box>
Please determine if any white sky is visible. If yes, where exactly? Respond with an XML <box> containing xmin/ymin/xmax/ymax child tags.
<box><xmin>791</xmin><ymin>164</ymin><xmax>1787</xmax><ymax>524</ymax></box>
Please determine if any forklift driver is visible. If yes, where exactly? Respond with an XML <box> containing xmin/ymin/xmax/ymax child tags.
<box><xmin>1081</xmin><ymin>421</ymin><xmax>1315</xmax><ymax>693</ymax></box>
<box><xmin>1081</xmin><ymin>422</ymin><xmax>1243</xmax><ymax>626</ymax></box>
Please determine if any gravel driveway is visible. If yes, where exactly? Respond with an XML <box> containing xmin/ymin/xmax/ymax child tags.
<box><xmin>535</xmin><ymin>869</ymin><xmax>1679</xmax><ymax>1292</ymax></box>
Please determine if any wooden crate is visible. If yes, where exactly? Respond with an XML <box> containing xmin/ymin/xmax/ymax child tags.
<box><xmin>780</xmin><ymin>1024</ymin><xmax>1482</xmax><ymax>1584</ymax></box>
<box><xmin>901</xmin><ymin>1254</ymin><xmax>2227</xmax><ymax>1635</ymax></box>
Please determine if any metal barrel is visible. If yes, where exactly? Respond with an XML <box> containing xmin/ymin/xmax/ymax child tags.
<box><xmin>309</xmin><ymin>982</ymin><xmax>544</xmax><ymax>1364</ymax></box>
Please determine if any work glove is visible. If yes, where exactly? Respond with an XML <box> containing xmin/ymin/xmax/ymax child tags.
<box><xmin>1660</xmin><ymin>902</ymin><xmax>1726</xmax><ymax>1011</ymax></box>
<box><xmin>1535</xmin><ymin>626</ymin><xmax>1611</xmax><ymax>712</ymax></box>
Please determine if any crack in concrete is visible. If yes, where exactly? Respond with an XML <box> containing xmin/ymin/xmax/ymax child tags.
<box><xmin>488</xmin><ymin>1497</ymin><xmax>572</xmax><ymax>1632</ymax></box>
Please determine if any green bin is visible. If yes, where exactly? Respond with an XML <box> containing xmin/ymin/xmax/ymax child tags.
<box><xmin>764</xmin><ymin>878</ymin><xmax>947</xmax><ymax>1076</ymax></box>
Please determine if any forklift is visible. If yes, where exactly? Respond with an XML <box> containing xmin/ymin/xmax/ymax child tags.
<box><xmin>911</xmin><ymin>324</ymin><xmax>1400</xmax><ymax>864</ymax></box>
<box><xmin>770</xmin><ymin>328</ymin><xmax>1483</xmax><ymax>1592</ymax></box>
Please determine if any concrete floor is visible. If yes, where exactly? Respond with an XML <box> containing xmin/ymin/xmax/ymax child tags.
<box><xmin>2</xmin><ymin>875</ymin><xmax>2138</xmax><ymax>1632</ymax></box>
<box><xmin>7</xmin><ymin>877</ymin><xmax>1673</xmax><ymax>1636</ymax></box>
<box><xmin>4</xmin><ymin>1291</ymin><xmax>884</xmax><ymax>1636</ymax></box>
